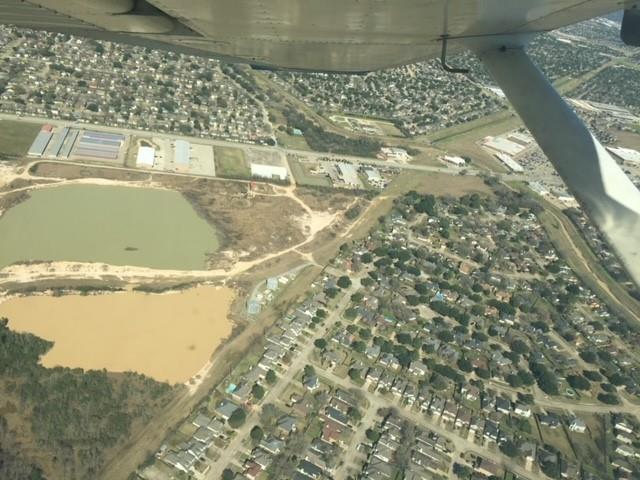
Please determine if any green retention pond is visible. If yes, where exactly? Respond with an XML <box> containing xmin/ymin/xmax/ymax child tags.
<box><xmin>0</xmin><ymin>184</ymin><xmax>220</xmax><ymax>270</ymax></box>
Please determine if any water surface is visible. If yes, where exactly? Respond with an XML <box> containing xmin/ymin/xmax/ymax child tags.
<box><xmin>0</xmin><ymin>184</ymin><xmax>220</xmax><ymax>270</ymax></box>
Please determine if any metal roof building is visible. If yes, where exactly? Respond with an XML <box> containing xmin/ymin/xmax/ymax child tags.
<box><xmin>74</xmin><ymin>131</ymin><xmax>125</xmax><ymax>160</ymax></box>
<box><xmin>27</xmin><ymin>130</ymin><xmax>53</xmax><ymax>157</ymax></box>
<box><xmin>174</xmin><ymin>140</ymin><xmax>190</xmax><ymax>166</ymax></box>
<box><xmin>46</xmin><ymin>127</ymin><xmax>69</xmax><ymax>157</ymax></box>
<box><xmin>337</xmin><ymin>163</ymin><xmax>360</xmax><ymax>187</ymax></box>
<box><xmin>251</xmin><ymin>163</ymin><xmax>288</xmax><ymax>180</ymax></box>
<box><xmin>136</xmin><ymin>146</ymin><xmax>155</xmax><ymax>168</ymax></box>
<box><xmin>58</xmin><ymin>129</ymin><xmax>80</xmax><ymax>159</ymax></box>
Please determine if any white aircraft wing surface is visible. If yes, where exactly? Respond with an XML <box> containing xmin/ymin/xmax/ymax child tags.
<box><xmin>0</xmin><ymin>0</ymin><xmax>633</xmax><ymax>71</ymax></box>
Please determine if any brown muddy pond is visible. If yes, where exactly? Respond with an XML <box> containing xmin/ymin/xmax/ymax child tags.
<box><xmin>0</xmin><ymin>285</ymin><xmax>234</xmax><ymax>384</ymax></box>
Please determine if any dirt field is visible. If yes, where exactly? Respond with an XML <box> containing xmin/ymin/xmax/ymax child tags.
<box><xmin>295</xmin><ymin>186</ymin><xmax>358</xmax><ymax>212</ymax></box>
<box><xmin>180</xmin><ymin>178</ymin><xmax>307</xmax><ymax>263</ymax></box>
<box><xmin>0</xmin><ymin>177</ymin><xmax>58</xmax><ymax>192</ymax></box>
<box><xmin>612</xmin><ymin>128</ymin><xmax>640</xmax><ymax>150</ymax></box>
<box><xmin>30</xmin><ymin>161</ymin><xmax>152</xmax><ymax>182</ymax></box>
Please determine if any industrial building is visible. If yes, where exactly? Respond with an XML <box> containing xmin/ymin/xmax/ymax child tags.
<box><xmin>607</xmin><ymin>146</ymin><xmax>640</xmax><ymax>164</ymax></box>
<box><xmin>482</xmin><ymin>135</ymin><xmax>527</xmax><ymax>157</ymax></box>
<box><xmin>136</xmin><ymin>146</ymin><xmax>156</xmax><ymax>168</ymax></box>
<box><xmin>27</xmin><ymin>128</ymin><xmax>53</xmax><ymax>157</ymax></box>
<box><xmin>494</xmin><ymin>152</ymin><xmax>524</xmax><ymax>173</ymax></box>
<box><xmin>45</xmin><ymin>127</ymin><xmax>70</xmax><ymax>158</ymax></box>
<box><xmin>73</xmin><ymin>131</ymin><xmax>125</xmax><ymax>161</ymax></box>
<box><xmin>251</xmin><ymin>163</ymin><xmax>288</xmax><ymax>181</ymax></box>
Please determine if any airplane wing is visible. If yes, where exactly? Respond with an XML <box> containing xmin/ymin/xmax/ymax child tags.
<box><xmin>0</xmin><ymin>0</ymin><xmax>634</xmax><ymax>72</ymax></box>
<box><xmin>1</xmin><ymin>0</ymin><xmax>640</xmax><ymax>288</ymax></box>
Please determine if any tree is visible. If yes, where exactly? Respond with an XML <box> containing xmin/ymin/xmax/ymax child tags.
<box><xmin>351</xmin><ymin>341</ymin><xmax>366</xmax><ymax>353</ymax></box>
<box><xmin>396</xmin><ymin>332</ymin><xmax>412</xmax><ymax>344</ymax></box>
<box><xmin>222</xmin><ymin>468</ymin><xmax>235</xmax><ymax>480</ymax></box>
<box><xmin>583</xmin><ymin>370</ymin><xmax>602</xmax><ymax>382</ymax></box>
<box><xmin>266</xmin><ymin>369</ymin><xmax>277</xmax><ymax>385</ymax></box>
<box><xmin>365</xmin><ymin>429</ymin><xmax>380</xmax><ymax>443</ymax></box>
<box><xmin>567</xmin><ymin>375</ymin><xmax>591</xmax><ymax>391</ymax></box>
<box><xmin>453</xmin><ymin>463</ymin><xmax>473</xmax><ymax>478</ymax></box>
<box><xmin>579</xmin><ymin>350</ymin><xmax>598</xmax><ymax>363</ymax></box>
<box><xmin>529</xmin><ymin>362</ymin><xmax>559</xmax><ymax>395</ymax></box>
<box><xmin>499</xmin><ymin>440</ymin><xmax>520</xmax><ymax>457</ymax></box>
<box><xmin>437</xmin><ymin>330</ymin><xmax>454</xmax><ymax>343</ymax></box>
<box><xmin>337</xmin><ymin>276</ymin><xmax>352</xmax><ymax>289</ymax></box>
<box><xmin>314</xmin><ymin>338</ymin><xmax>327</xmax><ymax>350</ymax></box>
<box><xmin>348</xmin><ymin>368</ymin><xmax>361</xmax><ymax>382</ymax></box>
<box><xmin>351</xmin><ymin>292</ymin><xmax>364</xmax><ymax>303</ymax></box>
<box><xmin>228</xmin><ymin>408</ymin><xmax>246</xmax><ymax>428</ymax></box>
<box><xmin>252</xmin><ymin>383</ymin><xmax>265</xmax><ymax>400</ymax></box>
<box><xmin>250</xmin><ymin>425</ymin><xmax>264</xmax><ymax>443</ymax></box>
<box><xmin>457</xmin><ymin>357</ymin><xmax>473</xmax><ymax>373</ymax></box>
<box><xmin>510</xmin><ymin>339</ymin><xmax>529</xmax><ymax>355</ymax></box>
<box><xmin>597</xmin><ymin>392</ymin><xmax>620</xmax><ymax>405</ymax></box>
<box><xmin>347</xmin><ymin>406</ymin><xmax>362</xmax><ymax>422</ymax></box>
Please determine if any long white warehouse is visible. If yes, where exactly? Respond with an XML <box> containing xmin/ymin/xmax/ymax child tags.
<box><xmin>251</xmin><ymin>163</ymin><xmax>288</xmax><ymax>180</ymax></box>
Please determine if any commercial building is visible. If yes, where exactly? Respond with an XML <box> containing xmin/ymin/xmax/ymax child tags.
<box><xmin>364</xmin><ymin>167</ymin><xmax>385</xmax><ymax>188</ymax></box>
<box><xmin>251</xmin><ymin>163</ymin><xmax>288</xmax><ymax>180</ymax></box>
<box><xmin>378</xmin><ymin>147</ymin><xmax>411</xmax><ymax>162</ymax></box>
<box><xmin>136</xmin><ymin>146</ymin><xmax>155</xmax><ymax>168</ymax></box>
<box><xmin>27</xmin><ymin>129</ymin><xmax>53</xmax><ymax>157</ymax></box>
<box><xmin>337</xmin><ymin>163</ymin><xmax>360</xmax><ymax>187</ymax></box>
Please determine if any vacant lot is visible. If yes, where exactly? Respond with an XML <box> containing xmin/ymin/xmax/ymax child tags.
<box><xmin>30</xmin><ymin>161</ymin><xmax>151</xmax><ymax>181</ymax></box>
<box><xmin>181</xmin><ymin>178</ymin><xmax>307</xmax><ymax>262</ymax></box>
<box><xmin>569</xmin><ymin>415</ymin><xmax>608</xmax><ymax>476</ymax></box>
<box><xmin>214</xmin><ymin>146</ymin><xmax>251</xmax><ymax>178</ymax></box>
<box><xmin>0</xmin><ymin>119</ymin><xmax>41</xmax><ymax>159</ymax></box>
<box><xmin>276</xmin><ymin>131</ymin><xmax>311</xmax><ymax>151</ymax></box>
<box><xmin>295</xmin><ymin>186</ymin><xmax>357</xmax><ymax>212</ymax></box>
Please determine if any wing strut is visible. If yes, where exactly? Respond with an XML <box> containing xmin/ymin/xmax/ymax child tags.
<box><xmin>477</xmin><ymin>45</ymin><xmax>640</xmax><ymax>288</ymax></box>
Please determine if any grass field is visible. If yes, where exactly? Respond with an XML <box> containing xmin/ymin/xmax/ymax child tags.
<box><xmin>569</xmin><ymin>415</ymin><xmax>608</xmax><ymax>477</ymax></box>
<box><xmin>0</xmin><ymin>119</ymin><xmax>41</xmax><ymax>159</ymax></box>
<box><xmin>421</xmin><ymin>109</ymin><xmax>519</xmax><ymax>144</ymax></box>
<box><xmin>214</xmin><ymin>146</ymin><xmax>251</xmax><ymax>178</ymax></box>
<box><xmin>276</xmin><ymin>131</ymin><xmax>311</xmax><ymax>151</ymax></box>
<box><xmin>289</xmin><ymin>158</ymin><xmax>332</xmax><ymax>187</ymax></box>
